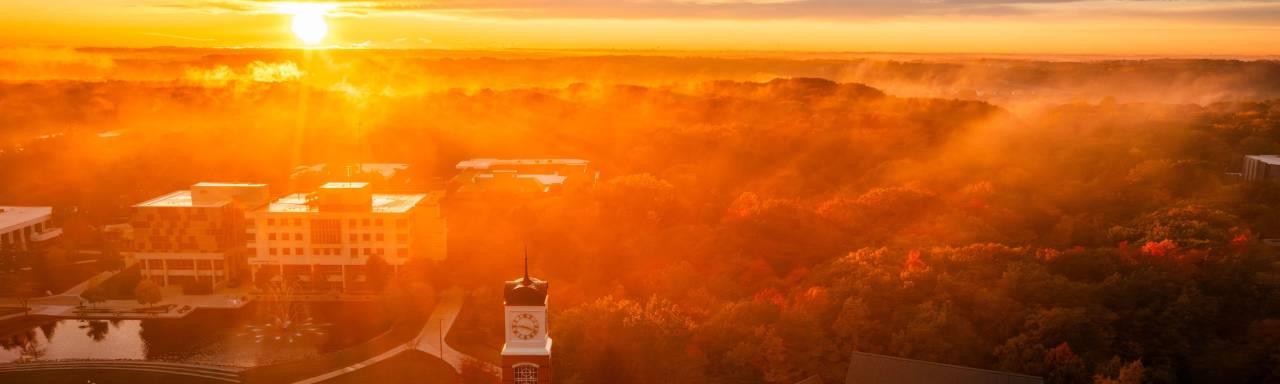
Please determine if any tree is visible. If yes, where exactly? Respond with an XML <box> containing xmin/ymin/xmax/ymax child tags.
<box><xmin>366</xmin><ymin>254</ymin><xmax>391</xmax><ymax>291</ymax></box>
<box><xmin>0</xmin><ymin>274</ymin><xmax>40</xmax><ymax>317</ymax></box>
<box><xmin>100</xmin><ymin>246</ymin><xmax>125</xmax><ymax>271</ymax></box>
<box><xmin>133</xmin><ymin>279</ymin><xmax>163</xmax><ymax>308</ymax></box>
<box><xmin>82</xmin><ymin>282</ymin><xmax>107</xmax><ymax>308</ymax></box>
<box><xmin>1093</xmin><ymin>360</ymin><xmax>1144</xmax><ymax>384</ymax></box>
<box><xmin>1044</xmin><ymin>343</ymin><xmax>1089</xmax><ymax>384</ymax></box>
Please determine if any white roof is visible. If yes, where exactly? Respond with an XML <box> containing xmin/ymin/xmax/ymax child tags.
<box><xmin>320</xmin><ymin>181</ymin><xmax>370</xmax><ymax>189</ymax></box>
<box><xmin>134</xmin><ymin>190</ymin><xmax>229</xmax><ymax>208</ymax></box>
<box><xmin>474</xmin><ymin>173</ymin><xmax>567</xmax><ymax>186</ymax></box>
<box><xmin>263</xmin><ymin>192</ymin><xmax>435</xmax><ymax>213</ymax></box>
<box><xmin>0</xmin><ymin>206</ymin><xmax>53</xmax><ymax>231</ymax></box>
<box><xmin>293</xmin><ymin>163</ymin><xmax>409</xmax><ymax>178</ymax></box>
<box><xmin>193</xmin><ymin>182</ymin><xmax>268</xmax><ymax>188</ymax></box>
<box><xmin>456</xmin><ymin>158</ymin><xmax>589</xmax><ymax>170</ymax></box>
<box><xmin>1247</xmin><ymin>155</ymin><xmax>1280</xmax><ymax>165</ymax></box>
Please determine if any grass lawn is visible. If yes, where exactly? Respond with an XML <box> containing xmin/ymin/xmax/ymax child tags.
<box><xmin>445</xmin><ymin>299</ymin><xmax>502</xmax><ymax>366</ymax></box>
<box><xmin>93</xmin><ymin>264</ymin><xmax>141</xmax><ymax>299</ymax></box>
<box><xmin>0</xmin><ymin>370</ymin><xmax>229</xmax><ymax>384</ymax></box>
<box><xmin>318</xmin><ymin>350</ymin><xmax>458</xmax><ymax>384</ymax></box>
<box><xmin>241</xmin><ymin>311</ymin><xmax>430</xmax><ymax>383</ymax></box>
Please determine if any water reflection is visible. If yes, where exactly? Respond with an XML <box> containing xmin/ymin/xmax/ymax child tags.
<box><xmin>0</xmin><ymin>302</ymin><xmax>388</xmax><ymax>367</ymax></box>
<box><xmin>79</xmin><ymin>320</ymin><xmax>111</xmax><ymax>342</ymax></box>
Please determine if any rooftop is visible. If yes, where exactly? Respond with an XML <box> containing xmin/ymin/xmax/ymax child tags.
<box><xmin>0</xmin><ymin>206</ymin><xmax>53</xmax><ymax>231</ymax></box>
<box><xmin>264</xmin><ymin>192</ymin><xmax>439</xmax><ymax>213</ymax></box>
<box><xmin>193</xmin><ymin>182</ymin><xmax>268</xmax><ymax>188</ymax></box>
<box><xmin>474</xmin><ymin>172</ymin><xmax>568</xmax><ymax>187</ymax></box>
<box><xmin>456</xmin><ymin>158</ymin><xmax>589</xmax><ymax>170</ymax></box>
<box><xmin>293</xmin><ymin>163</ymin><xmax>409</xmax><ymax>179</ymax></box>
<box><xmin>320</xmin><ymin>182</ymin><xmax>370</xmax><ymax>190</ymax></box>
<box><xmin>134</xmin><ymin>190</ymin><xmax>230</xmax><ymax>208</ymax></box>
<box><xmin>1247</xmin><ymin>155</ymin><xmax>1280</xmax><ymax>165</ymax></box>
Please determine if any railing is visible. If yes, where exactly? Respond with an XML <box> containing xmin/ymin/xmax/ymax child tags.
<box><xmin>30</xmin><ymin>228</ymin><xmax>63</xmax><ymax>242</ymax></box>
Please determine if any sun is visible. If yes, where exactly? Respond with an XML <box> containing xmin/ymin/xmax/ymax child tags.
<box><xmin>291</xmin><ymin>11</ymin><xmax>328</xmax><ymax>45</ymax></box>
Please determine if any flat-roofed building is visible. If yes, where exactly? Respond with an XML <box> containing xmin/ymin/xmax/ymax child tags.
<box><xmin>131</xmin><ymin>183</ymin><xmax>268</xmax><ymax>291</ymax></box>
<box><xmin>0</xmin><ymin>206</ymin><xmax>61</xmax><ymax>252</ymax></box>
<box><xmin>453</xmin><ymin>158</ymin><xmax>595</xmax><ymax>193</ymax></box>
<box><xmin>245</xmin><ymin>182</ymin><xmax>446</xmax><ymax>291</ymax></box>
<box><xmin>1243</xmin><ymin>155</ymin><xmax>1280</xmax><ymax>181</ymax></box>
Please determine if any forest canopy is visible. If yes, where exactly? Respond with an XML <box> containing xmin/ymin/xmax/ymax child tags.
<box><xmin>2</xmin><ymin>50</ymin><xmax>1279</xmax><ymax>384</ymax></box>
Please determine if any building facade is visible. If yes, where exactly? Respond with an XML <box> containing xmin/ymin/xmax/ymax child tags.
<box><xmin>1243</xmin><ymin>155</ymin><xmax>1280</xmax><ymax>181</ymax></box>
<box><xmin>245</xmin><ymin>182</ymin><xmax>446</xmax><ymax>291</ymax></box>
<box><xmin>0</xmin><ymin>206</ymin><xmax>61</xmax><ymax>252</ymax></box>
<box><xmin>453</xmin><ymin>158</ymin><xmax>596</xmax><ymax>194</ymax></box>
<box><xmin>131</xmin><ymin>183</ymin><xmax>269</xmax><ymax>291</ymax></box>
<box><xmin>502</xmin><ymin>260</ymin><xmax>552</xmax><ymax>384</ymax></box>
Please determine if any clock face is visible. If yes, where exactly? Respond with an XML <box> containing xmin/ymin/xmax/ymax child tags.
<box><xmin>511</xmin><ymin>313</ymin><xmax>540</xmax><ymax>340</ymax></box>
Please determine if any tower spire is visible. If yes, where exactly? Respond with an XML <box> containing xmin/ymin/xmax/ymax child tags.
<box><xmin>522</xmin><ymin>245</ymin><xmax>531</xmax><ymax>285</ymax></box>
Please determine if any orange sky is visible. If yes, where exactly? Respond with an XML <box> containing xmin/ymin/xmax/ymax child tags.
<box><xmin>1</xmin><ymin>0</ymin><xmax>1278</xmax><ymax>55</ymax></box>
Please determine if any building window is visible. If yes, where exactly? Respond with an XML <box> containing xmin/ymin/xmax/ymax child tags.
<box><xmin>350</xmin><ymin>249</ymin><xmax>358</xmax><ymax>256</ymax></box>
<box><xmin>312</xmin><ymin>219</ymin><xmax>342</xmax><ymax>245</ymax></box>
<box><xmin>294</xmin><ymin>218</ymin><xmax>301</xmax><ymax>226</ymax></box>
<box><xmin>269</xmin><ymin>248</ymin><xmax>278</xmax><ymax>255</ymax></box>
<box><xmin>397</xmin><ymin>248</ymin><xmax>408</xmax><ymax>257</ymax></box>
<box><xmin>296</xmin><ymin>248</ymin><xmax>304</xmax><ymax>255</ymax></box>
<box><xmin>362</xmin><ymin>219</ymin><xmax>370</xmax><ymax>226</ymax></box>
<box><xmin>349</xmin><ymin>219</ymin><xmax>356</xmax><ymax>228</ymax></box>
<box><xmin>514</xmin><ymin>366</ymin><xmax>538</xmax><ymax>384</ymax></box>
<box><xmin>363</xmin><ymin>234</ymin><xmax>371</xmax><ymax>241</ymax></box>
<box><xmin>349</xmin><ymin>234</ymin><xmax>357</xmax><ymax>242</ymax></box>
<box><xmin>376</xmin><ymin>233</ymin><xmax>384</xmax><ymax>241</ymax></box>
<box><xmin>396</xmin><ymin>234</ymin><xmax>408</xmax><ymax>244</ymax></box>
<box><xmin>375</xmin><ymin>219</ymin><xmax>383</xmax><ymax>226</ymax></box>
<box><xmin>268</xmin><ymin>218</ymin><xmax>275</xmax><ymax>226</ymax></box>
<box><xmin>396</xmin><ymin>219</ymin><xmax>407</xmax><ymax>228</ymax></box>
<box><xmin>294</xmin><ymin>233</ymin><xmax>303</xmax><ymax>241</ymax></box>
<box><xmin>268</xmin><ymin>233</ymin><xmax>277</xmax><ymax>241</ymax></box>
<box><xmin>283</xmin><ymin>248</ymin><xmax>291</xmax><ymax>255</ymax></box>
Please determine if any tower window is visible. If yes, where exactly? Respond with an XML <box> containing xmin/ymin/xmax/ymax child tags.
<box><xmin>514</xmin><ymin>365</ymin><xmax>538</xmax><ymax>384</ymax></box>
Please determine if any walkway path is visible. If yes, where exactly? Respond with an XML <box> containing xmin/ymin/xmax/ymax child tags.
<box><xmin>289</xmin><ymin>288</ymin><xmax>487</xmax><ymax>384</ymax></box>
<box><xmin>413</xmin><ymin>288</ymin><xmax>473</xmax><ymax>371</ymax></box>
<box><xmin>0</xmin><ymin>360</ymin><xmax>243</xmax><ymax>383</ymax></box>
<box><xmin>289</xmin><ymin>345</ymin><xmax>413</xmax><ymax>384</ymax></box>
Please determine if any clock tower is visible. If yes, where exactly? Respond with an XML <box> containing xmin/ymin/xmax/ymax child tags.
<box><xmin>502</xmin><ymin>254</ymin><xmax>551</xmax><ymax>384</ymax></box>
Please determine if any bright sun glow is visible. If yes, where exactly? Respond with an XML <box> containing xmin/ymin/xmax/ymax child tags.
<box><xmin>285</xmin><ymin>5</ymin><xmax>330</xmax><ymax>45</ymax></box>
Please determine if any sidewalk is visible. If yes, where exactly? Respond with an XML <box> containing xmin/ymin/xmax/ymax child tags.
<box><xmin>413</xmin><ymin>288</ymin><xmax>482</xmax><ymax>371</ymax></box>
<box><xmin>287</xmin><ymin>287</ymin><xmax>490</xmax><ymax>384</ymax></box>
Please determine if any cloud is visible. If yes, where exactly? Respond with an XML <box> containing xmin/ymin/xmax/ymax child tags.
<box><xmin>183</xmin><ymin>60</ymin><xmax>302</xmax><ymax>86</ymax></box>
<box><xmin>144</xmin><ymin>0</ymin><xmax>1280</xmax><ymax>23</ymax></box>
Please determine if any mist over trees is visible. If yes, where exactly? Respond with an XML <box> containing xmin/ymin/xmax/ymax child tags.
<box><xmin>1</xmin><ymin>52</ymin><xmax>1279</xmax><ymax>383</ymax></box>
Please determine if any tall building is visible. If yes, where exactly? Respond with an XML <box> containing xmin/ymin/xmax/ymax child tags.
<box><xmin>0</xmin><ymin>206</ymin><xmax>61</xmax><ymax>252</ymax></box>
<box><xmin>502</xmin><ymin>257</ymin><xmax>552</xmax><ymax>384</ymax></box>
<box><xmin>1242</xmin><ymin>155</ymin><xmax>1280</xmax><ymax>181</ymax></box>
<box><xmin>245</xmin><ymin>182</ymin><xmax>446</xmax><ymax>291</ymax></box>
<box><xmin>454</xmin><ymin>158</ymin><xmax>595</xmax><ymax>194</ymax></box>
<box><xmin>131</xmin><ymin>182</ymin><xmax>270</xmax><ymax>290</ymax></box>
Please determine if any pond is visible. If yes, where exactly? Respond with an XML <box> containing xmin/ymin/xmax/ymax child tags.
<box><xmin>0</xmin><ymin>301</ymin><xmax>391</xmax><ymax>367</ymax></box>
